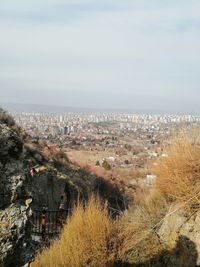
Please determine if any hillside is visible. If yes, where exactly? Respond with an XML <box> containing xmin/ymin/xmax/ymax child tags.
<box><xmin>31</xmin><ymin>130</ymin><xmax>200</xmax><ymax>267</ymax></box>
<box><xmin>0</xmin><ymin>110</ymin><xmax>126</xmax><ymax>267</ymax></box>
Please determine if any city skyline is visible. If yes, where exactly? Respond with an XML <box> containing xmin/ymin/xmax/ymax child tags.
<box><xmin>0</xmin><ymin>1</ymin><xmax>200</xmax><ymax>113</ymax></box>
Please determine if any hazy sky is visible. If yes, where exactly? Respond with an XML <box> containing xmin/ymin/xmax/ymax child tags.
<box><xmin>0</xmin><ymin>0</ymin><xmax>200</xmax><ymax>113</ymax></box>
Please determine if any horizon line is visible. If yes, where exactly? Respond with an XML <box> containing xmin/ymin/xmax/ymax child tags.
<box><xmin>1</xmin><ymin>102</ymin><xmax>200</xmax><ymax>116</ymax></box>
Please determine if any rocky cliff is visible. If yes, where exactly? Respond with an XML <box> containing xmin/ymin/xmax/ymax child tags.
<box><xmin>0</xmin><ymin>123</ymin><xmax>32</xmax><ymax>267</ymax></box>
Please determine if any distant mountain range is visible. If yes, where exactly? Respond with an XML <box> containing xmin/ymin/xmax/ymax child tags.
<box><xmin>0</xmin><ymin>102</ymin><xmax>198</xmax><ymax>115</ymax></box>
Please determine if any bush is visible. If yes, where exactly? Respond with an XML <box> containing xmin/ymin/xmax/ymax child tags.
<box><xmin>53</xmin><ymin>150</ymin><xmax>69</xmax><ymax>162</ymax></box>
<box><xmin>31</xmin><ymin>196</ymin><xmax>115</xmax><ymax>267</ymax></box>
<box><xmin>115</xmin><ymin>190</ymin><xmax>167</xmax><ymax>263</ymax></box>
<box><xmin>0</xmin><ymin>108</ymin><xmax>15</xmax><ymax>127</ymax></box>
<box><xmin>31</xmin><ymin>193</ymin><xmax>167</xmax><ymax>267</ymax></box>
<box><xmin>51</xmin><ymin>149</ymin><xmax>70</xmax><ymax>169</ymax></box>
<box><xmin>95</xmin><ymin>160</ymin><xmax>100</xmax><ymax>166</ymax></box>
<box><xmin>102</xmin><ymin>160</ymin><xmax>111</xmax><ymax>170</ymax></box>
<box><xmin>154</xmin><ymin>130</ymin><xmax>200</xmax><ymax>209</ymax></box>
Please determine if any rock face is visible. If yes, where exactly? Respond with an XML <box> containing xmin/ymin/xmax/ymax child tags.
<box><xmin>0</xmin><ymin>124</ymin><xmax>23</xmax><ymax>209</ymax></box>
<box><xmin>0</xmin><ymin>204</ymin><xmax>33</xmax><ymax>267</ymax></box>
<box><xmin>0</xmin><ymin>124</ymin><xmax>22</xmax><ymax>163</ymax></box>
<box><xmin>0</xmin><ymin>124</ymin><xmax>23</xmax><ymax>159</ymax></box>
<box><xmin>0</xmin><ymin>124</ymin><xmax>32</xmax><ymax>267</ymax></box>
<box><xmin>158</xmin><ymin>207</ymin><xmax>200</xmax><ymax>267</ymax></box>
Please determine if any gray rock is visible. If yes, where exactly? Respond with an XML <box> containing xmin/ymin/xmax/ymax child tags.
<box><xmin>0</xmin><ymin>124</ymin><xmax>22</xmax><ymax>162</ymax></box>
<box><xmin>158</xmin><ymin>207</ymin><xmax>200</xmax><ymax>267</ymax></box>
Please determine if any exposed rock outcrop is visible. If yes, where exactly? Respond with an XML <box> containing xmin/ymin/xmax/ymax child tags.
<box><xmin>0</xmin><ymin>123</ymin><xmax>22</xmax><ymax>163</ymax></box>
<box><xmin>0</xmin><ymin>124</ymin><xmax>23</xmax><ymax>209</ymax></box>
<box><xmin>0</xmin><ymin>204</ymin><xmax>33</xmax><ymax>267</ymax></box>
<box><xmin>158</xmin><ymin>207</ymin><xmax>200</xmax><ymax>267</ymax></box>
<box><xmin>0</xmin><ymin>123</ymin><xmax>33</xmax><ymax>267</ymax></box>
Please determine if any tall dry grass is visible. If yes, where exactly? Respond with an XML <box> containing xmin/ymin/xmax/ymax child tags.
<box><xmin>115</xmin><ymin>190</ymin><xmax>167</xmax><ymax>264</ymax></box>
<box><xmin>155</xmin><ymin>130</ymin><xmax>200</xmax><ymax>208</ymax></box>
<box><xmin>31</xmin><ymin>193</ymin><xmax>168</xmax><ymax>267</ymax></box>
<box><xmin>31</xmin><ymin>197</ymin><xmax>115</xmax><ymax>267</ymax></box>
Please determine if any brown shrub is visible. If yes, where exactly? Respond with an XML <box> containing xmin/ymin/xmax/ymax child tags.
<box><xmin>43</xmin><ymin>147</ymin><xmax>70</xmax><ymax>169</ymax></box>
<box><xmin>31</xmin><ymin>192</ymin><xmax>168</xmax><ymax>267</ymax></box>
<box><xmin>0</xmin><ymin>108</ymin><xmax>15</xmax><ymax>127</ymax></box>
<box><xmin>154</xmin><ymin>130</ymin><xmax>200</xmax><ymax>208</ymax></box>
<box><xmin>53</xmin><ymin>150</ymin><xmax>69</xmax><ymax>162</ymax></box>
<box><xmin>115</xmin><ymin>190</ymin><xmax>167</xmax><ymax>263</ymax></box>
<box><xmin>41</xmin><ymin>146</ymin><xmax>51</xmax><ymax>159</ymax></box>
<box><xmin>31</xmin><ymin>196</ymin><xmax>115</xmax><ymax>267</ymax></box>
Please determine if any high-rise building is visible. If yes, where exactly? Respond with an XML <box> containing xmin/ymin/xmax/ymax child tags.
<box><xmin>63</xmin><ymin>126</ymin><xmax>69</xmax><ymax>135</ymax></box>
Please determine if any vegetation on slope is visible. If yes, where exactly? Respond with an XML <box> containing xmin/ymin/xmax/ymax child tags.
<box><xmin>31</xmin><ymin>197</ymin><xmax>115</xmax><ymax>267</ymax></box>
<box><xmin>155</xmin><ymin>130</ymin><xmax>200</xmax><ymax>209</ymax></box>
<box><xmin>31</xmin><ymin>192</ymin><xmax>168</xmax><ymax>266</ymax></box>
<box><xmin>31</xmin><ymin>129</ymin><xmax>200</xmax><ymax>266</ymax></box>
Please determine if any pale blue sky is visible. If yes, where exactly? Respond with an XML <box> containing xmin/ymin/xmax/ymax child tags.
<box><xmin>0</xmin><ymin>0</ymin><xmax>200</xmax><ymax>113</ymax></box>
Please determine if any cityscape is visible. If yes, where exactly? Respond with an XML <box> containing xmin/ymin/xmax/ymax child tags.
<box><xmin>12</xmin><ymin>111</ymin><xmax>200</xmax><ymax>194</ymax></box>
<box><xmin>14</xmin><ymin>112</ymin><xmax>200</xmax><ymax>142</ymax></box>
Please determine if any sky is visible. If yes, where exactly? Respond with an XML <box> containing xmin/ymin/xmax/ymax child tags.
<box><xmin>0</xmin><ymin>0</ymin><xmax>200</xmax><ymax>113</ymax></box>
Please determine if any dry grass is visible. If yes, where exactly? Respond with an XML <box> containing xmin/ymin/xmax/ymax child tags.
<box><xmin>67</xmin><ymin>150</ymin><xmax>145</xmax><ymax>202</ymax></box>
<box><xmin>31</xmin><ymin>197</ymin><xmax>115</xmax><ymax>267</ymax></box>
<box><xmin>67</xmin><ymin>150</ymin><xmax>144</xmax><ymax>182</ymax></box>
<box><xmin>32</xmin><ymin>193</ymin><xmax>168</xmax><ymax>267</ymax></box>
<box><xmin>154</xmin><ymin>130</ymin><xmax>200</xmax><ymax>208</ymax></box>
<box><xmin>115</xmin><ymin>190</ymin><xmax>167</xmax><ymax>263</ymax></box>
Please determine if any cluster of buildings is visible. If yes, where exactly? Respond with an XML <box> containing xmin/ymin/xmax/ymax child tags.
<box><xmin>13</xmin><ymin>111</ymin><xmax>200</xmax><ymax>162</ymax></box>
<box><xmin>13</xmin><ymin>112</ymin><xmax>200</xmax><ymax>141</ymax></box>
<box><xmin>12</xmin><ymin>111</ymin><xmax>200</xmax><ymax>190</ymax></box>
